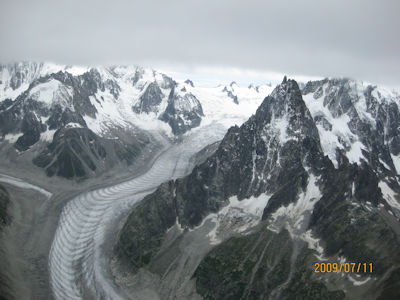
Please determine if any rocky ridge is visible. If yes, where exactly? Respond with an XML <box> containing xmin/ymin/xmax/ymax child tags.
<box><xmin>116</xmin><ymin>77</ymin><xmax>400</xmax><ymax>299</ymax></box>
<box><xmin>0</xmin><ymin>63</ymin><xmax>206</xmax><ymax>179</ymax></box>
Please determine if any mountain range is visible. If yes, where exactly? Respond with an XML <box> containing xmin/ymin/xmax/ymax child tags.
<box><xmin>0</xmin><ymin>62</ymin><xmax>271</xmax><ymax>179</ymax></box>
<box><xmin>1</xmin><ymin>62</ymin><xmax>400</xmax><ymax>300</ymax></box>
<box><xmin>116</xmin><ymin>77</ymin><xmax>400</xmax><ymax>299</ymax></box>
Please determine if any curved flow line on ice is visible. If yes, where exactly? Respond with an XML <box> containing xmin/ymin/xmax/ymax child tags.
<box><xmin>48</xmin><ymin>124</ymin><xmax>227</xmax><ymax>300</ymax></box>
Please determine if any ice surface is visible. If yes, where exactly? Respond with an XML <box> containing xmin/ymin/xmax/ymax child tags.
<box><xmin>48</xmin><ymin>123</ymin><xmax>228</xmax><ymax>299</ymax></box>
<box><xmin>379</xmin><ymin>181</ymin><xmax>400</xmax><ymax>211</ymax></box>
<box><xmin>191</xmin><ymin>84</ymin><xmax>273</xmax><ymax>131</ymax></box>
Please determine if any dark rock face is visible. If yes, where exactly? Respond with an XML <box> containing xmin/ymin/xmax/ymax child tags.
<box><xmin>117</xmin><ymin>78</ymin><xmax>400</xmax><ymax>299</ymax></box>
<box><xmin>228</xmin><ymin>91</ymin><xmax>239</xmax><ymax>104</ymax></box>
<box><xmin>0</xmin><ymin>184</ymin><xmax>14</xmax><ymax>300</ymax></box>
<box><xmin>68</xmin><ymin>70</ymin><xmax>99</xmax><ymax>118</ymax></box>
<box><xmin>33</xmin><ymin>127</ymin><xmax>145</xmax><ymax>179</ymax></box>
<box><xmin>132</xmin><ymin>82</ymin><xmax>164</xmax><ymax>114</ymax></box>
<box><xmin>223</xmin><ymin>86</ymin><xmax>239</xmax><ymax>104</ymax></box>
<box><xmin>117</xmin><ymin>182</ymin><xmax>177</xmax><ymax>268</ymax></box>
<box><xmin>47</xmin><ymin>106</ymin><xmax>87</xmax><ymax>130</ymax></box>
<box><xmin>189</xmin><ymin>141</ymin><xmax>220</xmax><ymax>166</ymax></box>
<box><xmin>0</xmin><ymin>69</ymin><xmax>99</xmax><ymax>140</ymax></box>
<box><xmin>195</xmin><ymin>230</ymin><xmax>294</xmax><ymax>299</ymax></box>
<box><xmin>33</xmin><ymin>128</ymin><xmax>104</xmax><ymax>178</ymax></box>
<box><xmin>15</xmin><ymin>112</ymin><xmax>46</xmax><ymax>151</ymax></box>
<box><xmin>0</xmin><ymin>184</ymin><xmax>10</xmax><ymax>227</ymax></box>
<box><xmin>0</xmin><ymin>99</ymin><xmax>13</xmax><ymax>112</ymax></box>
<box><xmin>195</xmin><ymin>229</ymin><xmax>345</xmax><ymax>300</ymax></box>
<box><xmin>184</xmin><ymin>79</ymin><xmax>194</xmax><ymax>87</ymax></box>
<box><xmin>305</xmin><ymin>157</ymin><xmax>400</xmax><ymax>276</ymax></box>
<box><xmin>160</xmin><ymin>74</ymin><xmax>176</xmax><ymax>90</ymax></box>
<box><xmin>160</xmin><ymin>86</ymin><xmax>204</xmax><ymax>135</ymax></box>
<box><xmin>105</xmin><ymin>78</ymin><xmax>121</xmax><ymax>99</ymax></box>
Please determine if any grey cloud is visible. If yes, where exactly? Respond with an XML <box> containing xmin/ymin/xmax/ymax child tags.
<box><xmin>1</xmin><ymin>0</ymin><xmax>399</xmax><ymax>86</ymax></box>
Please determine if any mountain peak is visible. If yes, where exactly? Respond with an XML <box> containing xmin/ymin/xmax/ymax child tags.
<box><xmin>253</xmin><ymin>78</ymin><xmax>320</xmax><ymax>160</ymax></box>
<box><xmin>266</xmin><ymin>77</ymin><xmax>304</xmax><ymax>110</ymax></box>
<box><xmin>184</xmin><ymin>79</ymin><xmax>194</xmax><ymax>87</ymax></box>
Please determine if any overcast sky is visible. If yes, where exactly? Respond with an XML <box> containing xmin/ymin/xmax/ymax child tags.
<box><xmin>1</xmin><ymin>0</ymin><xmax>399</xmax><ymax>87</ymax></box>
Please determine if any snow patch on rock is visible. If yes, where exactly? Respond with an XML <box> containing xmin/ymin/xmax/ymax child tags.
<box><xmin>193</xmin><ymin>193</ymin><xmax>271</xmax><ymax>245</ymax></box>
<box><xmin>3</xmin><ymin>132</ymin><xmax>23</xmax><ymax>143</ymax></box>
<box><xmin>268</xmin><ymin>174</ymin><xmax>321</xmax><ymax>235</ymax></box>
<box><xmin>303</xmin><ymin>86</ymin><xmax>366</xmax><ymax>167</ymax></box>
<box><xmin>379</xmin><ymin>181</ymin><xmax>400</xmax><ymax>211</ymax></box>
<box><xmin>28</xmin><ymin>79</ymin><xmax>74</xmax><ymax>109</ymax></box>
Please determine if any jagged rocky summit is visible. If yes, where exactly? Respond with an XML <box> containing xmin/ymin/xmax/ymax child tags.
<box><xmin>116</xmin><ymin>78</ymin><xmax>400</xmax><ymax>299</ymax></box>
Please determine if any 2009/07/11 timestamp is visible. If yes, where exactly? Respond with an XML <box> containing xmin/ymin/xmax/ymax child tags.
<box><xmin>314</xmin><ymin>262</ymin><xmax>373</xmax><ymax>273</ymax></box>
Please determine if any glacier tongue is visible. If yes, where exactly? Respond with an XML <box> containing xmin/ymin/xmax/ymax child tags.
<box><xmin>48</xmin><ymin>123</ymin><xmax>228</xmax><ymax>299</ymax></box>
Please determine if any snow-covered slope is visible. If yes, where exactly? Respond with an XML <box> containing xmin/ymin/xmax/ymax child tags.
<box><xmin>0</xmin><ymin>62</ymin><xmax>272</xmax><ymax>141</ymax></box>
<box><xmin>302</xmin><ymin>78</ymin><xmax>400</xmax><ymax>172</ymax></box>
<box><xmin>190</xmin><ymin>81</ymin><xmax>274</xmax><ymax>129</ymax></box>
<box><xmin>0</xmin><ymin>62</ymin><xmax>89</xmax><ymax>101</ymax></box>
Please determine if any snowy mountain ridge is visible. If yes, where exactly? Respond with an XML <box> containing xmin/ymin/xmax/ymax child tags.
<box><xmin>2</xmin><ymin>63</ymin><xmax>400</xmax><ymax>299</ymax></box>
<box><xmin>1</xmin><ymin>62</ymin><xmax>400</xmax><ymax>181</ymax></box>
<box><xmin>0</xmin><ymin>62</ymin><xmax>274</xmax><ymax>179</ymax></box>
<box><xmin>302</xmin><ymin>78</ymin><xmax>400</xmax><ymax>173</ymax></box>
<box><xmin>0</xmin><ymin>62</ymin><xmax>274</xmax><ymax>139</ymax></box>
<box><xmin>116</xmin><ymin>78</ymin><xmax>400</xmax><ymax>300</ymax></box>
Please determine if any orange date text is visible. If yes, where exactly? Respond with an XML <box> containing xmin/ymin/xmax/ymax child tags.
<box><xmin>314</xmin><ymin>262</ymin><xmax>373</xmax><ymax>273</ymax></box>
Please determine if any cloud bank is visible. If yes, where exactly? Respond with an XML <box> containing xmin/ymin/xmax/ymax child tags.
<box><xmin>1</xmin><ymin>0</ymin><xmax>399</xmax><ymax>86</ymax></box>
